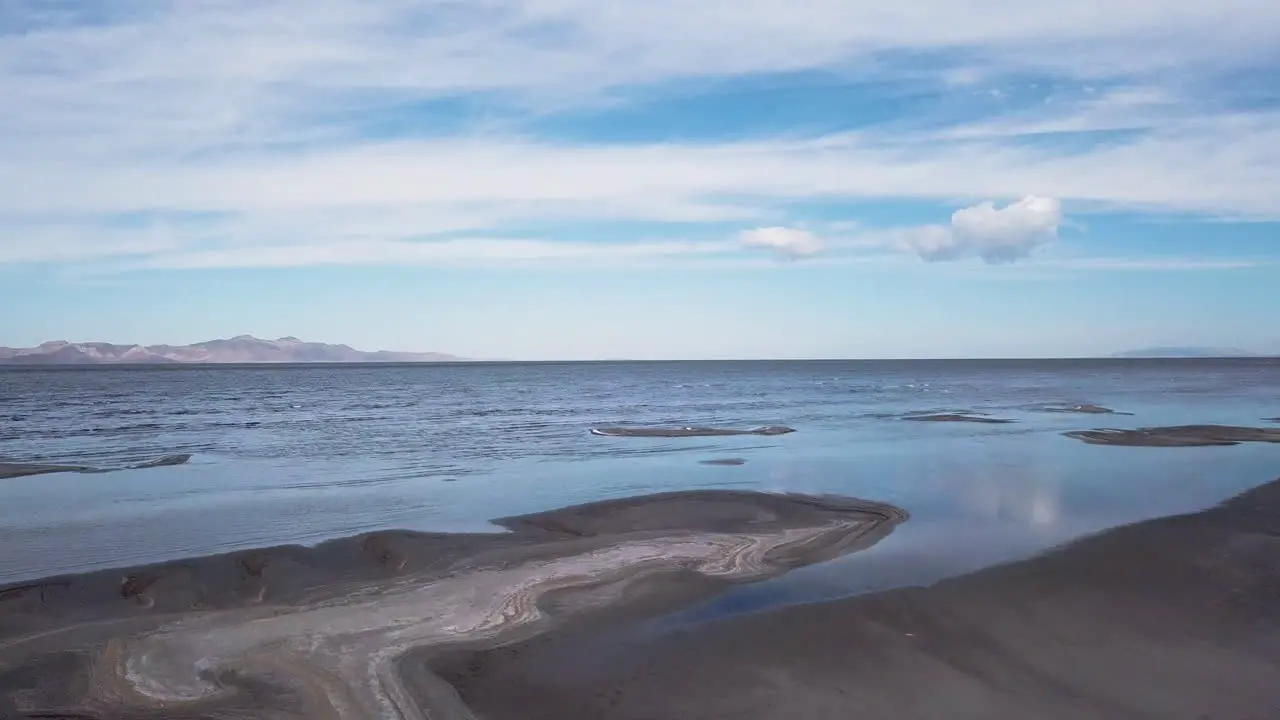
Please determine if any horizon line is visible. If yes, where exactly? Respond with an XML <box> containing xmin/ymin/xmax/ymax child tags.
<box><xmin>1</xmin><ymin>355</ymin><xmax>1273</xmax><ymax>368</ymax></box>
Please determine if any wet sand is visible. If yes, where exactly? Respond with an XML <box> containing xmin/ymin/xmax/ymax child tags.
<box><xmin>0</xmin><ymin>461</ymin><xmax>93</xmax><ymax>479</ymax></box>
<box><xmin>0</xmin><ymin>490</ymin><xmax>905</xmax><ymax>719</ymax></box>
<box><xmin>1065</xmin><ymin>424</ymin><xmax>1280</xmax><ymax>447</ymax></box>
<box><xmin>441</xmin><ymin>476</ymin><xmax>1280</xmax><ymax>720</ymax></box>
<box><xmin>1037</xmin><ymin>403</ymin><xmax>1131</xmax><ymax>415</ymax></box>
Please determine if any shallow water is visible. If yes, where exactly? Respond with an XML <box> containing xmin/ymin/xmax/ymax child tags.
<box><xmin>2</xmin><ymin>359</ymin><xmax>1278</xmax><ymax>586</ymax></box>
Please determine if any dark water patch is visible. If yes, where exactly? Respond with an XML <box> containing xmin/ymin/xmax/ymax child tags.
<box><xmin>1064</xmin><ymin>425</ymin><xmax>1280</xmax><ymax>447</ymax></box>
<box><xmin>112</xmin><ymin>422</ymin><xmax>164</xmax><ymax>432</ymax></box>
<box><xmin>699</xmin><ymin>458</ymin><xmax>747</xmax><ymax>466</ymax></box>
<box><xmin>170</xmin><ymin>408</ymin><xmax>218</xmax><ymax>416</ymax></box>
<box><xmin>344</xmin><ymin>401</ymin><xmax>420</xmax><ymax>411</ymax></box>
<box><xmin>1035</xmin><ymin>402</ymin><xmax>1132</xmax><ymax>415</ymax></box>
<box><xmin>202</xmin><ymin>419</ymin><xmax>265</xmax><ymax>429</ymax></box>
<box><xmin>590</xmin><ymin>426</ymin><xmax>796</xmax><ymax>438</ymax></box>
<box><xmin>90</xmin><ymin>408</ymin><xmax>161</xmax><ymax>418</ymax></box>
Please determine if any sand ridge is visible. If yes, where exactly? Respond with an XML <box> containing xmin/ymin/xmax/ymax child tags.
<box><xmin>0</xmin><ymin>490</ymin><xmax>906</xmax><ymax>720</ymax></box>
<box><xmin>1064</xmin><ymin>424</ymin><xmax>1280</xmax><ymax>447</ymax></box>
<box><xmin>441</xmin><ymin>476</ymin><xmax>1280</xmax><ymax>720</ymax></box>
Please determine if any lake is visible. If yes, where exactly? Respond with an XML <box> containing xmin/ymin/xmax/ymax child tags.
<box><xmin>3</xmin><ymin>358</ymin><xmax>1279</xmax><ymax>598</ymax></box>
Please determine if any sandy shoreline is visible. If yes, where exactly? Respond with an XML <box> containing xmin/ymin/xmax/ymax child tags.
<box><xmin>8</xmin><ymin>474</ymin><xmax>1280</xmax><ymax>719</ymax></box>
<box><xmin>0</xmin><ymin>490</ymin><xmax>906</xmax><ymax>719</ymax></box>
<box><xmin>442</xmin><ymin>475</ymin><xmax>1280</xmax><ymax>720</ymax></box>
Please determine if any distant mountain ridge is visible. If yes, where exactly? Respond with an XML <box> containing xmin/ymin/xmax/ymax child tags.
<box><xmin>1112</xmin><ymin>346</ymin><xmax>1262</xmax><ymax>358</ymax></box>
<box><xmin>0</xmin><ymin>336</ymin><xmax>465</xmax><ymax>365</ymax></box>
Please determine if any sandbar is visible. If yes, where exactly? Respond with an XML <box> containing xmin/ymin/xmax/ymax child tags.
<box><xmin>902</xmin><ymin>413</ymin><xmax>1015</xmax><ymax>424</ymax></box>
<box><xmin>1064</xmin><ymin>424</ymin><xmax>1280</xmax><ymax>447</ymax></box>
<box><xmin>0</xmin><ymin>489</ymin><xmax>905</xmax><ymax>719</ymax></box>
<box><xmin>1038</xmin><ymin>402</ymin><xmax>1131</xmax><ymax>415</ymax></box>
<box><xmin>439</xmin><ymin>476</ymin><xmax>1280</xmax><ymax>719</ymax></box>
<box><xmin>0</xmin><ymin>454</ymin><xmax>192</xmax><ymax>480</ymax></box>
<box><xmin>590</xmin><ymin>426</ymin><xmax>796</xmax><ymax>437</ymax></box>
<box><xmin>0</xmin><ymin>462</ymin><xmax>92</xmax><ymax>479</ymax></box>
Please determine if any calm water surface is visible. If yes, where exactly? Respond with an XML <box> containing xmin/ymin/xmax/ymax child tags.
<box><xmin>2</xmin><ymin>360</ymin><xmax>1279</xmax><ymax>592</ymax></box>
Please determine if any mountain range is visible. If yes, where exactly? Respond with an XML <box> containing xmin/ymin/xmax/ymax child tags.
<box><xmin>0</xmin><ymin>336</ymin><xmax>465</xmax><ymax>365</ymax></box>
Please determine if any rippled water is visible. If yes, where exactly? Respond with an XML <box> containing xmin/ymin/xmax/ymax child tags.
<box><xmin>2</xmin><ymin>359</ymin><xmax>1279</xmax><ymax>586</ymax></box>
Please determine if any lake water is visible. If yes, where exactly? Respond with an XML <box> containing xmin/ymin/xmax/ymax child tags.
<box><xmin>2</xmin><ymin>360</ymin><xmax>1279</xmax><ymax>595</ymax></box>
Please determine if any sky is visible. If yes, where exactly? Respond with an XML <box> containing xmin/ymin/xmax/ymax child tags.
<box><xmin>1</xmin><ymin>1</ymin><xmax>1278</xmax><ymax>360</ymax></box>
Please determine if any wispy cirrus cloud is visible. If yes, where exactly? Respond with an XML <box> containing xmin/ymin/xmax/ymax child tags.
<box><xmin>1</xmin><ymin>0</ymin><xmax>1278</xmax><ymax>271</ymax></box>
<box><xmin>129</xmin><ymin>237</ymin><xmax>742</xmax><ymax>271</ymax></box>
<box><xmin>1039</xmin><ymin>257</ymin><xmax>1269</xmax><ymax>271</ymax></box>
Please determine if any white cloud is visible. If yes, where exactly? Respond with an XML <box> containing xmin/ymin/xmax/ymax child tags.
<box><xmin>739</xmin><ymin>227</ymin><xmax>825</xmax><ymax>259</ymax></box>
<box><xmin>0</xmin><ymin>1</ymin><xmax>1278</xmax><ymax>270</ymax></box>
<box><xmin>903</xmin><ymin>196</ymin><xmax>1063</xmax><ymax>263</ymax></box>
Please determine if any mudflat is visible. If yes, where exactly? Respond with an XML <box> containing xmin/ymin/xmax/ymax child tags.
<box><xmin>0</xmin><ymin>490</ymin><xmax>906</xmax><ymax>720</ymax></box>
<box><xmin>590</xmin><ymin>426</ymin><xmax>796</xmax><ymax>437</ymax></box>
<box><xmin>1065</xmin><ymin>424</ymin><xmax>1280</xmax><ymax>447</ymax></box>
<box><xmin>441</xmin><ymin>476</ymin><xmax>1280</xmax><ymax>720</ymax></box>
<box><xmin>902</xmin><ymin>413</ymin><xmax>1015</xmax><ymax>424</ymax></box>
<box><xmin>1037</xmin><ymin>402</ymin><xmax>1131</xmax><ymax>415</ymax></box>
<box><xmin>0</xmin><ymin>462</ymin><xmax>92</xmax><ymax>479</ymax></box>
<box><xmin>0</xmin><ymin>454</ymin><xmax>192</xmax><ymax>480</ymax></box>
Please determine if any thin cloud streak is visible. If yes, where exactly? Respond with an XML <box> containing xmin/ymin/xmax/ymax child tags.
<box><xmin>1</xmin><ymin>1</ymin><xmax>1279</xmax><ymax>270</ymax></box>
<box><xmin>1039</xmin><ymin>257</ymin><xmax>1268</xmax><ymax>270</ymax></box>
<box><xmin>122</xmin><ymin>237</ymin><xmax>742</xmax><ymax>271</ymax></box>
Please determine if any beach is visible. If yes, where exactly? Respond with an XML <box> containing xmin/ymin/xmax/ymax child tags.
<box><xmin>6</xmin><ymin>0</ymin><xmax>1280</xmax><ymax>714</ymax></box>
<box><xmin>0</xmin><ymin>490</ymin><xmax>906</xmax><ymax>719</ymax></box>
<box><xmin>5</xmin><ymin>476</ymin><xmax>1280</xmax><ymax>718</ymax></box>
<box><xmin>439</xmin><ymin>475</ymin><xmax>1280</xmax><ymax>720</ymax></box>
<box><xmin>3</xmin><ymin>359</ymin><xmax>1280</xmax><ymax>718</ymax></box>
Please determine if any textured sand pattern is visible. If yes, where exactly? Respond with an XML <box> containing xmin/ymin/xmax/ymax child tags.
<box><xmin>0</xmin><ymin>490</ymin><xmax>906</xmax><ymax>720</ymax></box>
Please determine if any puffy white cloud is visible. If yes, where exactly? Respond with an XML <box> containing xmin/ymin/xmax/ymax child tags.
<box><xmin>904</xmin><ymin>196</ymin><xmax>1063</xmax><ymax>263</ymax></box>
<box><xmin>739</xmin><ymin>227</ymin><xmax>825</xmax><ymax>259</ymax></box>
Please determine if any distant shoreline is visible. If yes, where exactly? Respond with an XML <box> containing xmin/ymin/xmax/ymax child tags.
<box><xmin>0</xmin><ymin>359</ymin><xmax>491</xmax><ymax>368</ymax></box>
<box><xmin>1</xmin><ymin>356</ymin><xmax>1273</xmax><ymax>368</ymax></box>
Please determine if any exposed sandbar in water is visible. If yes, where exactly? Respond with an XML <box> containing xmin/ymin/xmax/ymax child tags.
<box><xmin>0</xmin><ymin>489</ymin><xmax>906</xmax><ymax>720</ymax></box>
<box><xmin>1064</xmin><ymin>425</ymin><xmax>1280</xmax><ymax>447</ymax></box>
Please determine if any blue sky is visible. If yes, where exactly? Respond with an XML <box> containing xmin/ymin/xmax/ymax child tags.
<box><xmin>1</xmin><ymin>1</ymin><xmax>1278</xmax><ymax>359</ymax></box>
